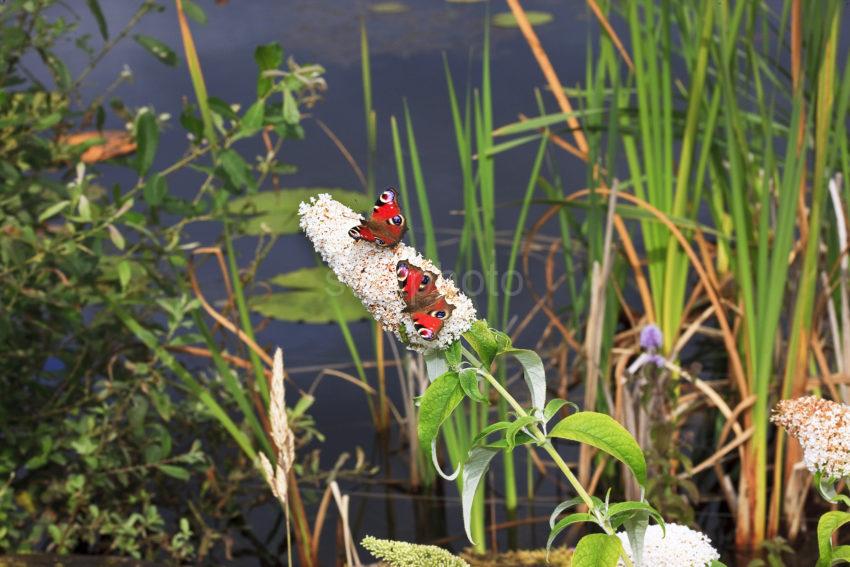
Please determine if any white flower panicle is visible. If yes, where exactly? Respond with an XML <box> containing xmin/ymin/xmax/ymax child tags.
<box><xmin>617</xmin><ymin>523</ymin><xmax>720</xmax><ymax>567</ymax></box>
<box><xmin>298</xmin><ymin>193</ymin><xmax>476</xmax><ymax>352</ymax></box>
<box><xmin>772</xmin><ymin>396</ymin><xmax>850</xmax><ymax>478</ymax></box>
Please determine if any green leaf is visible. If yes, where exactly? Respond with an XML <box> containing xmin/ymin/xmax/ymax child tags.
<box><xmin>282</xmin><ymin>88</ymin><xmax>300</xmax><ymax>124</ymax></box>
<box><xmin>227</xmin><ymin>188</ymin><xmax>371</xmax><ymax>235</ymax></box>
<box><xmin>546</xmin><ymin>513</ymin><xmax>594</xmax><ymax>554</ymax></box>
<box><xmin>817</xmin><ymin>511</ymin><xmax>850</xmax><ymax>566</ymax></box>
<box><xmin>38</xmin><ymin>200</ymin><xmax>70</xmax><ymax>222</ymax></box>
<box><xmin>495</xmin><ymin>347</ymin><xmax>546</xmax><ymax>414</ymax></box>
<box><xmin>417</xmin><ymin>371</ymin><xmax>464</xmax><ymax>450</ymax></box>
<box><xmin>250</xmin><ymin>267</ymin><xmax>368</xmax><ymax>324</ymax></box>
<box><xmin>571</xmin><ymin>534</ymin><xmax>624</xmax><ymax>567</ymax></box>
<box><xmin>816</xmin><ymin>472</ymin><xmax>850</xmax><ymax>507</ymax></box>
<box><xmin>463</xmin><ymin>320</ymin><xmax>500</xmax><ymax>367</ymax></box>
<box><xmin>472</xmin><ymin>421</ymin><xmax>512</xmax><ymax>445</ymax></box>
<box><xmin>544</xmin><ymin>399</ymin><xmax>574</xmax><ymax>422</ymax></box>
<box><xmin>134</xmin><ymin>34</ymin><xmax>178</xmax><ymax>66</ymax></box>
<box><xmin>86</xmin><ymin>0</ymin><xmax>108</xmax><ymax>39</ymax></box>
<box><xmin>505</xmin><ymin>415</ymin><xmax>538</xmax><ymax>450</ymax></box>
<box><xmin>255</xmin><ymin>42</ymin><xmax>283</xmax><ymax>97</ymax></box>
<box><xmin>183</xmin><ymin>0</ymin><xmax>207</xmax><ymax>25</ymax></box>
<box><xmin>135</xmin><ymin>111</ymin><xmax>159</xmax><ymax>176</ymax></box>
<box><xmin>217</xmin><ymin>149</ymin><xmax>255</xmax><ymax>193</ymax></box>
<box><xmin>461</xmin><ymin>447</ymin><xmax>498</xmax><ymax>544</ymax></box>
<box><xmin>108</xmin><ymin>224</ymin><xmax>125</xmax><ymax>250</ymax></box>
<box><xmin>549</xmin><ymin>411</ymin><xmax>647</xmax><ymax>486</ymax></box>
<box><xmin>608</xmin><ymin>501</ymin><xmax>664</xmax><ymax>531</ymax></box>
<box><xmin>424</xmin><ymin>350</ymin><xmax>449</xmax><ymax>382</ymax></box>
<box><xmin>143</xmin><ymin>174</ymin><xmax>168</xmax><ymax>206</ymax></box>
<box><xmin>240</xmin><ymin>100</ymin><xmax>265</xmax><ymax>136</ymax></box>
<box><xmin>157</xmin><ymin>465</ymin><xmax>190</xmax><ymax>481</ymax></box>
<box><xmin>549</xmin><ymin>496</ymin><xmax>587</xmax><ymax>528</ymax></box>
<box><xmin>445</xmin><ymin>341</ymin><xmax>462</xmax><ymax>369</ymax></box>
<box><xmin>117</xmin><ymin>260</ymin><xmax>131</xmax><ymax>290</ymax></box>
<box><xmin>459</xmin><ymin>367</ymin><xmax>488</xmax><ymax>403</ymax></box>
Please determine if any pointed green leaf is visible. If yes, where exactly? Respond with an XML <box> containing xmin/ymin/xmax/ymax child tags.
<box><xmin>86</xmin><ymin>0</ymin><xmax>108</xmax><ymax>39</ymax></box>
<box><xmin>461</xmin><ymin>447</ymin><xmax>497</xmax><ymax>544</ymax></box>
<box><xmin>571</xmin><ymin>534</ymin><xmax>624</xmax><ymax>567</ymax></box>
<box><xmin>134</xmin><ymin>35</ymin><xmax>177</xmax><ymax>66</ymax></box>
<box><xmin>417</xmin><ymin>372</ymin><xmax>464</xmax><ymax>450</ymax></box>
<box><xmin>459</xmin><ymin>367</ymin><xmax>487</xmax><ymax>403</ymax></box>
<box><xmin>549</xmin><ymin>411</ymin><xmax>647</xmax><ymax>486</ymax></box>
<box><xmin>546</xmin><ymin>513</ymin><xmax>594</xmax><ymax>553</ymax></box>
<box><xmin>134</xmin><ymin>111</ymin><xmax>159</xmax><ymax>176</ymax></box>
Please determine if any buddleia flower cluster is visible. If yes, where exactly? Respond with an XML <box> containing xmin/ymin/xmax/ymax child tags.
<box><xmin>616</xmin><ymin>523</ymin><xmax>720</xmax><ymax>567</ymax></box>
<box><xmin>299</xmin><ymin>193</ymin><xmax>476</xmax><ymax>352</ymax></box>
<box><xmin>361</xmin><ymin>536</ymin><xmax>469</xmax><ymax>567</ymax></box>
<box><xmin>772</xmin><ymin>396</ymin><xmax>850</xmax><ymax>478</ymax></box>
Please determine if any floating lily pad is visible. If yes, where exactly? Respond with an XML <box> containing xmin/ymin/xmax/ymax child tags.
<box><xmin>369</xmin><ymin>2</ymin><xmax>410</xmax><ymax>14</ymax></box>
<box><xmin>228</xmin><ymin>188</ymin><xmax>371</xmax><ymax>235</ymax></box>
<box><xmin>491</xmin><ymin>11</ymin><xmax>553</xmax><ymax>28</ymax></box>
<box><xmin>250</xmin><ymin>266</ymin><xmax>368</xmax><ymax>324</ymax></box>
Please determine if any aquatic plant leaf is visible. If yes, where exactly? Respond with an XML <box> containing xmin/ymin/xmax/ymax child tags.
<box><xmin>461</xmin><ymin>447</ymin><xmax>497</xmax><ymax>544</ymax></box>
<box><xmin>418</xmin><ymin>371</ymin><xmax>464</xmax><ymax>450</ymax></box>
<box><xmin>228</xmin><ymin>188</ymin><xmax>370</xmax><ymax>235</ymax></box>
<box><xmin>571</xmin><ymin>534</ymin><xmax>623</xmax><ymax>567</ymax></box>
<box><xmin>546</xmin><ymin>513</ymin><xmax>594</xmax><ymax>555</ymax></box>
<box><xmin>134</xmin><ymin>34</ymin><xmax>178</xmax><ymax>66</ymax></box>
<box><xmin>368</xmin><ymin>2</ymin><xmax>410</xmax><ymax>14</ymax></box>
<box><xmin>491</xmin><ymin>11</ymin><xmax>553</xmax><ymax>28</ymax></box>
<box><xmin>549</xmin><ymin>411</ymin><xmax>647</xmax><ymax>486</ymax></box>
<box><xmin>250</xmin><ymin>267</ymin><xmax>367</xmax><ymax>324</ymax></box>
<box><xmin>183</xmin><ymin>0</ymin><xmax>207</xmax><ymax>25</ymax></box>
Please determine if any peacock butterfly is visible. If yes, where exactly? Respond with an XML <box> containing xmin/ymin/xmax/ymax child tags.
<box><xmin>396</xmin><ymin>260</ymin><xmax>454</xmax><ymax>341</ymax></box>
<box><xmin>348</xmin><ymin>188</ymin><xmax>407</xmax><ymax>248</ymax></box>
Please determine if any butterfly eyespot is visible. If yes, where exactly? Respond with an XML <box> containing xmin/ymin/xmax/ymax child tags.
<box><xmin>430</xmin><ymin>310</ymin><xmax>447</xmax><ymax>319</ymax></box>
<box><xmin>379</xmin><ymin>190</ymin><xmax>395</xmax><ymax>203</ymax></box>
<box><xmin>421</xmin><ymin>275</ymin><xmax>430</xmax><ymax>285</ymax></box>
<box><xmin>396</xmin><ymin>264</ymin><xmax>409</xmax><ymax>280</ymax></box>
<box><xmin>418</xmin><ymin>328</ymin><xmax>434</xmax><ymax>340</ymax></box>
<box><xmin>375</xmin><ymin>238</ymin><xmax>385</xmax><ymax>246</ymax></box>
<box><xmin>389</xmin><ymin>214</ymin><xmax>404</xmax><ymax>226</ymax></box>
<box><xmin>348</xmin><ymin>227</ymin><xmax>360</xmax><ymax>239</ymax></box>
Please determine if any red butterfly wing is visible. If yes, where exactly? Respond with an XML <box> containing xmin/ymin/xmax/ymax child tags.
<box><xmin>396</xmin><ymin>260</ymin><xmax>439</xmax><ymax>306</ymax></box>
<box><xmin>348</xmin><ymin>188</ymin><xmax>407</xmax><ymax>247</ymax></box>
<box><xmin>396</xmin><ymin>261</ymin><xmax>454</xmax><ymax>341</ymax></box>
<box><xmin>409</xmin><ymin>297</ymin><xmax>454</xmax><ymax>341</ymax></box>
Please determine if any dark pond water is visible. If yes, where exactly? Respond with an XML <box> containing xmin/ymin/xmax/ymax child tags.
<box><xmin>53</xmin><ymin>1</ymin><xmax>830</xmax><ymax>565</ymax></box>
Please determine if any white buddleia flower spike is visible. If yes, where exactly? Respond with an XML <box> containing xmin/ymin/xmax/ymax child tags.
<box><xmin>617</xmin><ymin>523</ymin><xmax>720</xmax><ymax>567</ymax></box>
<box><xmin>299</xmin><ymin>193</ymin><xmax>476</xmax><ymax>352</ymax></box>
<box><xmin>772</xmin><ymin>396</ymin><xmax>850</xmax><ymax>478</ymax></box>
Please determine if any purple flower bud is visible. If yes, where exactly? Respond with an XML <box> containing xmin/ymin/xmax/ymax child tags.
<box><xmin>647</xmin><ymin>353</ymin><xmax>667</xmax><ymax>367</ymax></box>
<box><xmin>640</xmin><ymin>324</ymin><xmax>663</xmax><ymax>351</ymax></box>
